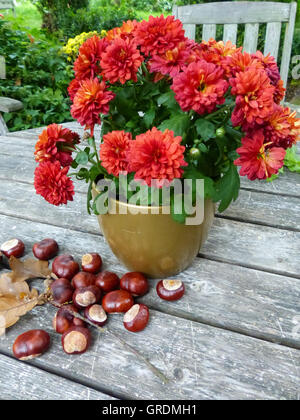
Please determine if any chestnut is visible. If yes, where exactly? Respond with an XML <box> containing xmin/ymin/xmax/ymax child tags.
<box><xmin>84</xmin><ymin>304</ymin><xmax>107</xmax><ymax>327</ymax></box>
<box><xmin>33</xmin><ymin>238</ymin><xmax>58</xmax><ymax>260</ymax></box>
<box><xmin>120</xmin><ymin>272</ymin><xmax>149</xmax><ymax>296</ymax></box>
<box><xmin>62</xmin><ymin>326</ymin><xmax>91</xmax><ymax>355</ymax></box>
<box><xmin>71</xmin><ymin>271</ymin><xmax>95</xmax><ymax>289</ymax></box>
<box><xmin>13</xmin><ymin>329</ymin><xmax>50</xmax><ymax>360</ymax></box>
<box><xmin>123</xmin><ymin>304</ymin><xmax>149</xmax><ymax>332</ymax></box>
<box><xmin>53</xmin><ymin>304</ymin><xmax>85</xmax><ymax>334</ymax></box>
<box><xmin>102</xmin><ymin>290</ymin><xmax>134</xmax><ymax>313</ymax></box>
<box><xmin>95</xmin><ymin>271</ymin><xmax>120</xmax><ymax>293</ymax></box>
<box><xmin>73</xmin><ymin>285</ymin><xmax>101</xmax><ymax>309</ymax></box>
<box><xmin>156</xmin><ymin>279</ymin><xmax>185</xmax><ymax>301</ymax></box>
<box><xmin>52</xmin><ymin>254</ymin><xmax>79</xmax><ymax>280</ymax></box>
<box><xmin>81</xmin><ymin>253</ymin><xmax>102</xmax><ymax>274</ymax></box>
<box><xmin>50</xmin><ymin>278</ymin><xmax>74</xmax><ymax>304</ymax></box>
<box><xmin>0</xmin><ymin>238</ymin><xmax>25</xmax><ymax>258</ymax></box>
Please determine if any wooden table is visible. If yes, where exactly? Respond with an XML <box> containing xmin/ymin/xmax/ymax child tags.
<box><xmin>0</xmin><ymin>122</ymin><xmax>299</xmax><ymax>400</ymax></box>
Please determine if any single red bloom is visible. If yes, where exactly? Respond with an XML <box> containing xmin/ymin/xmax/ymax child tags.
<box><xmin>133</xmin><ymin>15</ymin><xmax>185</xmax><ymax>57</ymax></box>
<box><xmin>171</xmin><ymin>60</ymin><xmax>229</xmax><ymax>114</ymax></box>
<box><xmin>34</xmin><ymin>161</ymin><xmax>75</xmax><ymax>206</ymax></box>
<box><xmin>101</xmin><ymin>37</ymin><xmax>144</xmax><ymax>84</ymax></box>
<box><xmin>252</xmin><ymin>51</ymin><xmax>281</xmax><ymax>86</ymax></box>
<box><xmin>106</xmin><ymin>20</ymin><xmax>138</xmax><ymax>42</ymax></box>
<box><xmin>100</xmin><ymin>130</ymin><xmax>132</xmax><ymax>177</ymax></box>
<box><xmin>263</xmin><ymin>105</ymin><xmax>300</xmax><ymax>149</ymax></box>
<box><xmin>149</xmin><ymin>41</ymin><xmax>191</xmax><ymax>78</ymax></box>
<box><xmin>128</xmin><ymin>127</ymin><xmax>187</xmax><ymax>187</ymax></box>
<box><xmin>34</xmin><ymin>124</ymin><xmax>79</xmax><ymax>167</ymax></box>
<box><xmin>71</xmin><ymin>78</ymin><xmax>115</xmax><ymax>130</ymax></box>
<box><xmin>74</xmin><ymin>36</ymin><xmax>108</xmax><ymax>80</ymax></box>
<box><xmin>230</xmin><ymin>68</ymin><xmax>275</xmax><ymax>127</ymax></box>
<box><xmin>234</xmin><ymin>130</ymin><xmax>286</xmax><ymax>180</ymax></box>
<box><xmin>223</xmin><ymin>50</ymin><xmax>262</xmax><ymax>77</ymax></box>
<box><xmin>68</xmin><ymin>78</ymin><xmax>81</xmax><ymax>102</ymax></box>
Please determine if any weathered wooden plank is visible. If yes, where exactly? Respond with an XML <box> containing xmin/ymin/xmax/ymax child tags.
<box><xmin>243</xmin><ymin>23</ymin><xmax>259</xmax><ymax>54</ymax></box>
<box><xmin>0</xmin><ymin>214</ymin><xmax>299</xmax><ymax>349</ymax></box>
<box><xmin>240</xmin><ymin>171</ymin><xmax>300</xmax><ymax>197</ymax></box>
<box><xmin>183</xmin><ymin>24</ymin><xmax>196</xmax><ymax>41</ymax></box>
<box><xmin>0</xmin><ymin>97</ymin><xmax>23</xmax><ymax>113</ymax></box>
<box><xmin>0</xmin><ymin>354</ymin><xmax>116</xmax><ymax>400</ymax></box>
<box><xmin>0</xmin><ymin>179</ymin><xmax>299</xmax><ymax>237</ymax></box>
<box><xmin>0</xmin><ymin>299</ymin><xmax>299</xmax><ymax>399</ymax></box>
<box><xmin>202</xmin><ymin>24</ymin><xmax>216</xmax><ymax>41</ymax></box>
<box><xmin>264</xmin><ymin>22</ymin><xmax>281</xmax><ymax>61</ymax></box>
<box><xmin>223</xmin><ymin>24</ymin><xmax>238</xmax><ymax>44</ymax></box>
<box><xmin>280</xmin><ymin>1</ymin><xmax>297</xmax><ymax>88</ymax></box>
<box><xmin>175</xmin><ymin>2</ymin><xmax>291</xmax><ymax>24</ymax></box>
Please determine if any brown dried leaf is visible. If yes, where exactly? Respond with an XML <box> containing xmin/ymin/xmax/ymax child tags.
<box><xmin>0</xmin><ymin>272</ymin><xmax>31</xmax><ymax>296</ymax></box>
<box><xmin>0</xmin><ymin>289</ymin><xmax>39</xmax><ymax>336</ymax></box>
<box><xmin>8</xmin><ymin>256</ymin><xmax>51</xmax><ymax>282</ymax></box>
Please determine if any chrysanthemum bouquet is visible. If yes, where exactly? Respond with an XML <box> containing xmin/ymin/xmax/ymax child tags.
<box><xmin>34</xmin><ymin>15</ymin><xmax>300</xmax><ymax>221</ymax></box>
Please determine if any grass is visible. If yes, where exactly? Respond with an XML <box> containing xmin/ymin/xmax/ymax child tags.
<box><xmin>3</xmin><ymin>0</ymin><xmax>42</xmax><ymax>31</ymax></box>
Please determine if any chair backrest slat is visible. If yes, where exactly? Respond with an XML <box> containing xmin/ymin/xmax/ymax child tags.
<box><xmin>223</xmin><ymin>24</ymin><xmax>238</xmax><ymax>44</ymax></box>
<box><xmin>264</xmin><ymin>22</ymin><xmax>282</xmax><ymax>60</ymax></box>
<box><xmin>202</xmin><ymin>24</ymin><xmax>217</xmax><ymax>42</ymax></box>
<box><xmin>0</xmin><ymin>0</ymin><xmax>14</xmax><ymax>11</ymax></box>
<box><xmin>183</xmin><ymin>24</ymin><xmax>196</xmax><ymax>41</ymax></box>
<box><xmin>173</xmin><ymin>2</ymin><xmax>297</xmax><ymax>89</ymax></box>
<box><xmin>0</xmin><ymin>56</ymin><xmax>6</xmax><ymax>80</ymax></box>
<box><xmin>243</xmin><ymin>23</ymin><xmax>259</xmax><ymax>54</ymax></box>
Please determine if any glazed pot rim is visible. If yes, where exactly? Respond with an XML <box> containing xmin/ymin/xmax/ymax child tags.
<box><xmin>92</xmin><ymin>181</ymin><xmax>169</xmax><ymax>211</ymax></box>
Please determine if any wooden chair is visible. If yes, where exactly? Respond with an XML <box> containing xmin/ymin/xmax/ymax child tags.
<box><xmin>173</xmin><ymin>1</ymin><xmax>298</xmax><ymax>89</ymax></box>
<box><xmin>0</xmin><ymin>0</ymin><xmax>16</xmax><ymax>17</ymax></box>
<box><xmin>0</xmin><ymin>56</ymin><xmax>23</xmax><ymax>135</ymax></box>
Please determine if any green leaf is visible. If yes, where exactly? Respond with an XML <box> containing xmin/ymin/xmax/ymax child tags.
<box><xmin>213</xmin><ymin>163</ymin><xmax>240</xmax><ymax>212</ymax></box>
<box><xmin>75</xmin><ymin>151</ymin><xmax>89</xmax><ymax>165</ymax></box>
<box><xmin>284</xmin><ymin>145</ymin><xmax>300</xmax><ymax>173</ymax></box>
<box><xmin>144</xmin><ymin>107</ymin><xmax>155</xmax><ymax>128</ymax></box>
<box><xmin>183</xmin><ymin>166</ymin><xmax>215</xmax><ymax>199</ymax></box>
<box><xmin>195</xmin><ymin>119</ymin><xmax>216</xmax><ymax>141</ymax></box>
<box><xmin>158</xmin><ymin>113</ymin><xmax>190</xmax><ymax>137</ymax></box>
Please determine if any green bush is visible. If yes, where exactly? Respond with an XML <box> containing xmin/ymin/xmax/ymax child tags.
<box><xmin>0</xmin><ymin>19</ymin><xmax>73</xmax><ymax>131</ymax></box>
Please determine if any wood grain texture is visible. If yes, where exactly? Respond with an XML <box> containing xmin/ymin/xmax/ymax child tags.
<box><xmin>0</xmin><ymin>213</ymin><xmax>299</xmax><ymax>349</ymax></box>
<box><xmin>0</xmin><ymin>97</ymin><xmax>23</xmax><ymax>113</ymax></box>
<box><xmin>175</xmin><ymin>2</ymin><xmax>291</xmax><ymax>24</ymax></box>
<box><xmin>264</xmin><ymin>22</ymin><xmax>281</xmax><ymax>61</ymax></box>
<box><xmin>183</xmin><ymin>24</ymin><xmax>196</xmax><ymax>41</ymax></box>
<box><xmin>0</xmin><ymin>354</ymin><xmax>116</xmax><ymax>400</ymax></box>
<box><xmin>243</xmin><ymin>23</ymin><xmax>259</xmax><ymax>54</ymax></box>
<box><xmin>202</xmin><ymin>24</ymin><xmax>216</xmax><ymax>41</ymax></box>
<box><xmin>0</xmin><ymin>300</ymin><xmax>299</xmax><ymax>400</ymax></box>
<box><xmin>280</xmin><ymin>1</ymin><xmax>297</xmax><ymax>88</ymax></box>
<box><xmin>223</xmin><ymin>24</ymin><xmax>238</xmax><ymax>44</ymax></box>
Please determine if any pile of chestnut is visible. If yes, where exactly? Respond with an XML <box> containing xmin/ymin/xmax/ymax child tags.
<box><xmin>0</xmin><ymin>237</ymin><xmax>185</xmax><ymax>361</ymax></box>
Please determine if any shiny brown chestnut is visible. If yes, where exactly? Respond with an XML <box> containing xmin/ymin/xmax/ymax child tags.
<box><xmin>13</xmin><ymin>329</ymin><xmax>50</xmax><ymax>360</ymax></box>
<box><xmin>52</xmin><ymin>254</ymin><xmax>79</xmax><ymax>280</ymax></box>
<box><xmin>84</xmin><ymin>304</ymin><xmax>107</xmax><ymax>327</ymax></box>
<box><xmin>120</xmin><ymin>272</ymin><xmax>149</xmax><ymax>296</ymax></box>
<box><xmin>53</xmin><ymin>304</ymin><xmax>85</xmax><ymax>334</ymax></box>
<box><xmin>73</xmin><ymin>285</ymin><xmax>101</xmax><ymax>309</ymax></box>
<box><xmin>50</xmin><ymin>278</ymin><xmax>74</xmax><ymax>304</ymax></box>
<box><xmin>71</xmin><ymin>271</ymin><xmax>95</xmax><ymax>289</ymax></box>
<box><xmin>33</xmin><ymin>238</ymin><xmax>58</xmax><ymax>260</ymax></box>
<box><xmin>156</xmin><ymin>279</ymin><xmax>185</xmax><ymax>301</ymax></box>
<box><xmin>123</xmin><ymin>304</ymin><xmax>149</xmax><ymax>332</ymax></box>
<box><xmin>62</xmin><ymin>326</ymin><xmax>91</xmax><ymax>355</ymax></box>
<box><xmin>0</xmin><ymin>239</ymin><xmax>25</xmax><ymax>258</ymax></box>
<box><xmin>95</xmin><ymin>271</ymin><xmax>120</xmax><ymax>293</ymax></box>
<box><xmin>81</xmin><ymin>253</ymin><xmax>102</xmax><ymax>274</ymax></box>
<box><xmin>102</xmin><ymin>290</ymin><xmax>134</xmax><ymax>313</ymax></box>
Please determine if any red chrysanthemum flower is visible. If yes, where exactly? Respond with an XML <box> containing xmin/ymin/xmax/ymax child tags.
<box><xmin>74</xmin><ymin>36</ymin><xmax>108</xmax><ymax>80</ymax></box>
<box><xmin>252</xmin><ymin>51</ymin><xmax>281</xmax><ymax>86</ymax></box>
<box><xmin>149</xmin><ymin>41</ymin><xmax>191</xmax><ymax>78</ymax></box>
<box><xmin>263</xmin><ymin>105</ymin><xmax>300</xmax><ymax>149</ymax></box>
<box><xmin>100</xmin><ymin>130</ymin><xmax>132</xmax><ymax>177</ymax></box>
<box><xmin>71</xmin><ymin>78</ymin><xmax>115</xmax><ymax>131</ymax></box>
<box><xmin>234</xmin><ymin>130</ymin><xmax>286</xmax><ymax>180</ymax></box>
<box><xmin>230</xmin><ymin>68</ymin><xmax>275</xmax><ymax>127</ymax></box>
<box><xmin>128</xmin><ymin>127</ymin><xmax>187</xmax><ymax>187</ymax></box>
<box><xmin>133</xmin><ymin>15</ymin><xmax>185</xmax><ymax>57</ymax></box>
<box><xmin>34</xmin><ymin>161</ymin><xmax>75</xmax><ymax>206</ymax></box>
<box><xmin>106</xmin><ymin>20</ymin><xmax>138</xmax><ymax>42</ymax></box>
<box><xmin>223</xmin><ymin>50</ymin><xmax>263</xmax><ymax>77</ymax></box>
<box><xmin>100</xmin><ymin>37</ymin><xmax>144</xmax><ymax>84</ymax></box>
<box><xmin>34</xmin><ymin>124</ymin><xmax>79</xmax><ymax>167</ymax></box>
<box><xmin>171</xmin><ymin>60</ymin><xmax>229</xmax><ymax>114</ymax></box>
<box><xmin>68</xmin><ymin>78</ymin><xmax>81</xmax><ymax>102</ymax></box>
<box><xmin>273</xmin><ymin>79</ymin><xmax>286</xmax><ymax>104</ymax></box>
